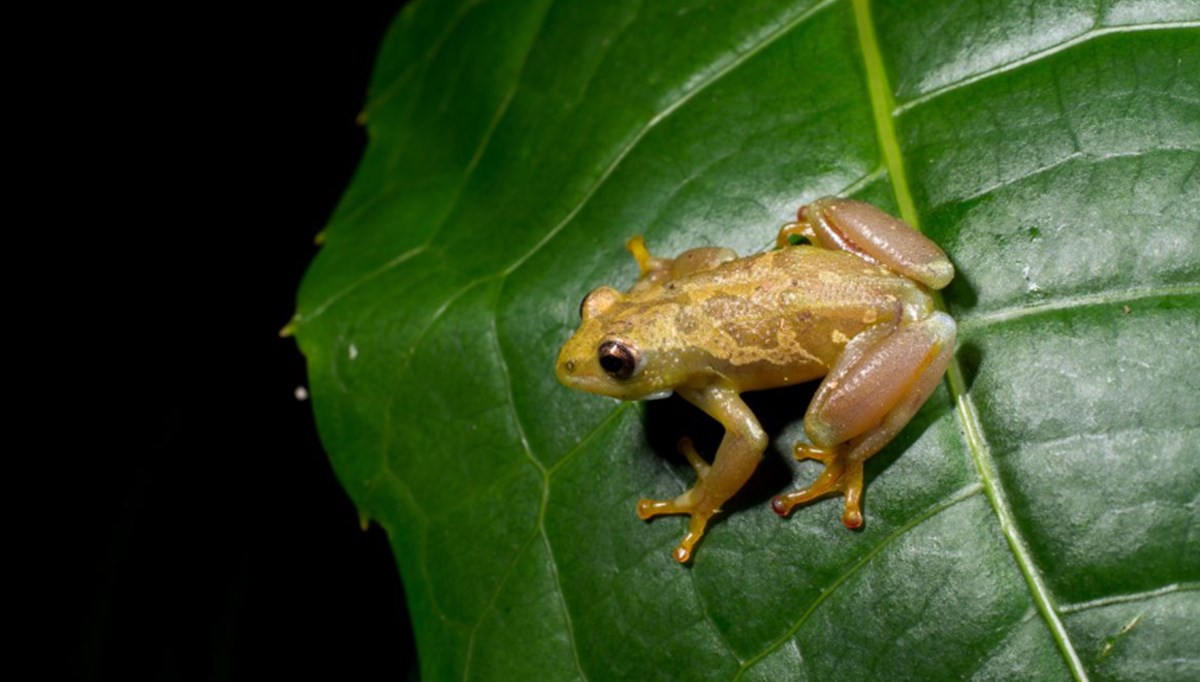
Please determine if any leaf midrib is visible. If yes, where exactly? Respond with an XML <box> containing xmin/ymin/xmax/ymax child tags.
<box><xmin>852</xmin><ymin>0</ymin><xmax>1088</xmax><ymax>679</ymax></box>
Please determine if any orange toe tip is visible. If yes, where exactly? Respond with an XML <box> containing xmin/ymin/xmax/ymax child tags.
<box><xmin>673</xmin><ymin>545</ymin><xmax>693</xmax><ymax>563</ymax></box>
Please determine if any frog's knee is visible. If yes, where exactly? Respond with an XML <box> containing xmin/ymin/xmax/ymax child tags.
<box><xmin>670</xmin><ymin>246</ymin><xmax>737</xmax><ymax>278</ymax></box>
<box><xmin>803</xmin><ymin>197</ymin><xmax>955</xmax><ymax>289</ymax></box>
<box><xmin>743</xmin><ymin>422</ymin><xmax>769</xmax><ymax>453</ymax></box>
<box><xmin>804</xmin><ymin>416</ymin><xmax>839</xmax><ymax>449</ymax></box>
<box><xmin>921</xmin><ymin>311</ymin><xmax>957</xmax><ymax>349</ymax></box>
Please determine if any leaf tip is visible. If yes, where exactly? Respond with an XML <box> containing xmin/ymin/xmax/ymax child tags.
<box><xmin>279</xmin><ymin>316</ymin><xmax>300</xmax><ymax>338</ymax></box>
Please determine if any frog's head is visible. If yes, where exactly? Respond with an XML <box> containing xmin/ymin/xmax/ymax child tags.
<box><xmin>556</xmin><ymin>286</ymin><xmax>677</xmax><ymax>401</ymax></box>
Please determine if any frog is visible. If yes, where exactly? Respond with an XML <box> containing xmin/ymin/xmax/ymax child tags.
<box><xmin>555</xmin><ymin>197</ymin><xmax>956</xmax><ymax>564</ymax></box>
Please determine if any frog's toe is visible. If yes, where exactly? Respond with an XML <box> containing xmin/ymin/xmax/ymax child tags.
<box><xmin>637</xmin><ymin>497</ymin><xmax>677</xmax><ymax>519</ymax></box>
<box><xmin>637</xmin><ymin>439</ymin><xmax>714</xmax><ymax>519</ymax></box>
<box><xmin>772</xmin><ymin>453</ymin><xmax>865</xmax><ymax>526</ymax></box>
<box><xmin>840</xmin><ymin>471</ymin><xmax>864</xmax><ymax>528</ymax></box>
<box><xmin>676</xmin><ymin>437</ymin><xmax>711</xmax><ymax>478</ymax></box>
<box><xmin>636</xmin><ymin>488</ymin><xmax>699</xmax><ymax>519</ymax></box>
<box><xmin>791</xmin><ymin>442</ymin><xmax>837</xmax><ymax>463</ymax></box>
<box><xmin>672</xmin><ymin>513</ymin><xmax>712</xmax><ymax>564</ymax></box>
<box><xmin>636</xmin><ymin>497</ymin><xmax>713</xmax><ymax>563</ymax></box>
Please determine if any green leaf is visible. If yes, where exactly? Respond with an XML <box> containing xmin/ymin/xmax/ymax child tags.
<box><xmin>293</xmin><ymin>0</ymin><xmax>1200</xmax><ymax>679</ymax></box>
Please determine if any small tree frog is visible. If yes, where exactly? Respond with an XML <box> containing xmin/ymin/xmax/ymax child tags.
<box><xmin>556</xmin><ymin>198</ymin><xmax>956</xmax><ymax>563</ymax></box>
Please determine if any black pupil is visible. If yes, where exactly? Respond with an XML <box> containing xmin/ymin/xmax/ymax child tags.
<box><xmin>599</xmin><ymin>353</ymin><xmax>627</xmax><ymax>374</ymax></box>
<box><xmin>598</xmin><ymin>341</ymin><xmax>634</xmax><ymax>378</ymax></box>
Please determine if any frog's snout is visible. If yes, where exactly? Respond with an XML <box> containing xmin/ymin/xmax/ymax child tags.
<box><xmin>555</xmin><ymin>340</ymin><xmax>588</xmax><ymax>388</ymax></box>
<box><xmin>556</xmin><ymin>337</ymin><xmax>609</xmax><ymax>394</ymax></box>
<box><xmin>556</xmin><ymin>354</ymin><xmax>582</xmax><ymax>385</ymax></box>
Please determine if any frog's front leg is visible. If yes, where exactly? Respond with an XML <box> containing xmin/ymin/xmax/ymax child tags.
<box><xmin>771</xmin><ymin>311</ymin><xmax>956</xmax><ymax>527</ymax></box>
<box><xmin>636</xmin><ymin>382</ymin><xmax>766</xmax><ymax>563</ymax></box>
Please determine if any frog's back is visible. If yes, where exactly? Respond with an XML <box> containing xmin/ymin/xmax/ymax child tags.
<box><xmin>646</xmin><ymin>246</ymin><xmax>930</xmax><ymax>390</ymax></box>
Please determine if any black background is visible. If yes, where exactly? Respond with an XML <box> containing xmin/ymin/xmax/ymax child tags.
<box><xmin>70</xmin><ymin>4</ymin><xmax>418</xmax><ymax>679</ymax></box>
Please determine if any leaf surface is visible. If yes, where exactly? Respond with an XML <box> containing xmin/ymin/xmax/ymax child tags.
<box><xmin>294</xmin><ymin>1</ymin><xmax>1200</xmax><ymax>679</ymax></box>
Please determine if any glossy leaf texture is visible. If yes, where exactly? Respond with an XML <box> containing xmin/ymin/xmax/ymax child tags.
<box><xmin>292</xmin><ymin>1</ymin><xmax>1199</xmax><ymax>679</ymax></box>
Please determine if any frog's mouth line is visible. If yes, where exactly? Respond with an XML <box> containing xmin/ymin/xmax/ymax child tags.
<box><xmin>556</xmin><ymin>358</ymin><xmax>673</xmax><ymax>402</ymax></box>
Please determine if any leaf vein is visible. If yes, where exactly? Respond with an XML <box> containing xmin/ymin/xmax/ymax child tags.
<box><xmin>539</xmin><ymin>528</ymin><xmax>588</xmax><ymax>681</ymax></box>
<box><xmin>296</xmin><ymin>1</ymin><xmax>553</xmax><ymax>329</ymax></box>
<box><xmin>370</xmin><ymin>466</ymin><xmax>466</xmax><ymax>630</ymax></box>
<box><xmin>462</xmin><ymin>533</ymin><xmax>540</xmax><ymax>681</ymax></box>
<box><xmin>735</xmin><ymin>483</ymin><xmax>984</xmax><ymax>678</ymax></box>
<box><xmin>300</xmin><ymin>0</ymin><xmax>843</xmax><ymax>329</ymax></box>
<box><xmin>895</xmin><ymin>21</ymin><xmax>1200</xmax><ymax>115</ymax></box>
<box><xmin>1059</xmin><ymin>582</ymin><xmax>1200</xmax><ymax>615</ymax></box>
<box><xmin>491</xmin><ymin>298</ymin><xmax>547</xmax><ymax>476</ymax></box>
<box><xmin>853</xmin><ymin>0</ymin><xmax>1091</xmax><ymax>677</ymax></box>
<box><xmin>958</xmin><ymin>283</ymin><xmax>1200</xmax><ymax>332</ymax></box>
<box><xmin>546</xmin><ymin>403</ymin><xmax>634</xmax><ymax>478</ymax></box>
<box><xmin>490</xmin><ymin>288</ymin><xmax>587</xmax><ymax>679</ymax></box>
<box><xmin>325</xmin><ymin>1</ymin><xmax>487</xmax><ymax>236</ymax></box>
<box><xmin>689</xmin><ymin>569</ymin><xmax>743</xmax><ymax>665</ymax></box>
<box><xmin>370</xmin><ymin>0</ymin><xmax>483</xmax><ymax>113</ymax></box>
<box><xmin>944</xmin><ymin>366</ymin><xmax>1091</xmax><ymax>680</ymax></box>
<box><xmin>499</xmin><ymin>0</ymin><xmax>841</xmax><ymax>278</ymax></box>
<box><xmin>409</xmin><ymin>0</ymin><xmax>555</xmax><ymax>265</ymax></box>
<box><xmin>293</xmin><ymin>245</ymin><xmax>430</xmax><ymax>328</ymax></box>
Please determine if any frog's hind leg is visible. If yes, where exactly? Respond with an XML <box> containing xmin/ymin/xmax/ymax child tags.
<box><xmin>779</xmin><ymin>198</ymin><xmax>954</xmax><ymax>289</ymax></box>
<box><xmin>772</xmin><ymin>312</ymin><xmax>956</xmax><ymax>527</ymax></box>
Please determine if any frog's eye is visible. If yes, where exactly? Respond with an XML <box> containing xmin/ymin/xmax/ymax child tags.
<box><xmin>598</xmin><ymin>340</ymin><xmax>639</xmax><ymax>379</ymax></box>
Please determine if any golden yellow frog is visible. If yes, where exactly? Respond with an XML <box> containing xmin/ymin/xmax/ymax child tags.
<box><xmin>556</xmin><ymin>198</ymin><xmax>956</xmax><ymax>563</ymax></box>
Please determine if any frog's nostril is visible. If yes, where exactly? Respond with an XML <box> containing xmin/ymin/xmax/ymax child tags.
<box><xmin>565</xmin><ymin>360</ymin><xmax>576</xmax><ymax>373</ymax></box>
